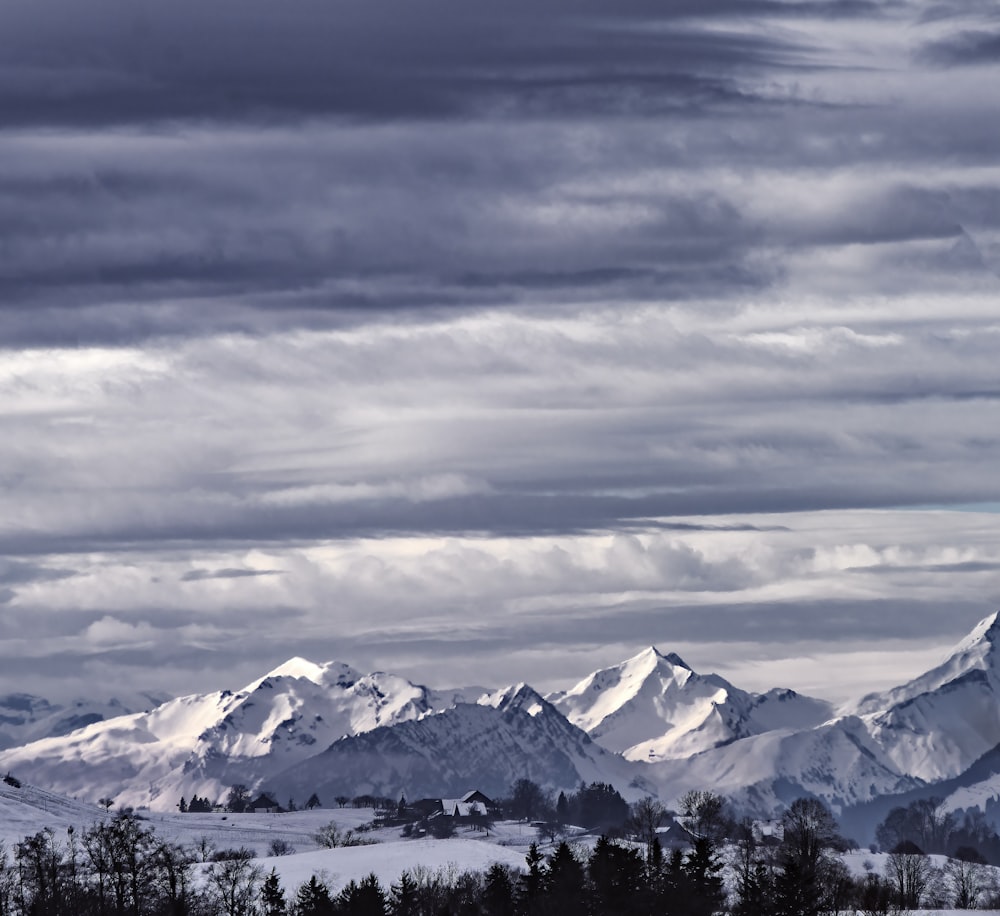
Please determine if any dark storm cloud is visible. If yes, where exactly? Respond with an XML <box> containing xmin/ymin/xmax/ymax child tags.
<box><xmin>0</xmin><ymin>0</ymin><xmax>832</xmax><ymax>128</ymax></box>
<box><xmin>0</xmin><ymin>479</ymin><xmax>990</xmax><ymax>558</ymax></box>
<box><xmin>919</xmin><ymin>29</ymin><xmax>1000</xmax><ymax>66</ymax></box>
<box><xmin>0</xmin><ymin>0</ymin><xmax>942</xmax><ymax>349</ymax></box>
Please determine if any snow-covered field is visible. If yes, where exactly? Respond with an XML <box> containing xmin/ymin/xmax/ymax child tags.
<box><xmin>1</xmin><ymin>779</ymin><xmax>542</xmax><ymax>896</ymax></box>
<box><xmin>8</xmin><ymin>781</ymin><xmax>1000</xmax><ymax>912</ymax></box>
<box><xmin>254</xmin><ymin>838</ymin><xmax>528</xmax><ymax>894</ymax></box>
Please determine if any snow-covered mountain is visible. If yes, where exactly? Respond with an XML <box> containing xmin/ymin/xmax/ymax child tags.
<box><xmin>547</xmin><ymin>646</ymin><xmax>833</xmax><ymax>761</ymax></box>
<box><xmin>0</xmin><ymin>692</ymin><xmax>170</xmax><ymax>751</ymax></box>
<box><xmin>265</xmin><ymin>683</ymin><xmax>655</xmax><ymax>803</ymax></box>
<box><xmin>851</xmin><ymin>612</ymin><xmax>1000</xmax><ymax>784</ymax></box>
<box><xmin>643</xmin><ymin>611</ymin><xmax>1000</xmax><ymax>819</ymax></box>
<box><xmin>6</xmin><ymin>613</ymin><xmax>1000</xmax><ymax>830</ymax></box>
<box><xmin>0</xmin><ymin>659</ymin><xmax>485</xmax><ymax>811</ymax></box>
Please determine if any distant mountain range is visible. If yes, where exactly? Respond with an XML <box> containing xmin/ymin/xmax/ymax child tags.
<box><xmin>5</xmin><ymin>612</ymin><xmax>1000</xmax><ymax>841</ymax></box>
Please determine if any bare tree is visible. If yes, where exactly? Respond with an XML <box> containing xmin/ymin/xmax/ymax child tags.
<box><xmin>885</xmin><ymin>845</ymin><xmax>933</xmax><ymax>909</ymax></box>
<box><xmin>629</xmin><ymin>796</ymin><xmax>668</xmax><ymax>860</ymax></box>
<box><xmin>508</xmin><ymin>779</ymin><xmax>551</xmax><ymax>822</ymax></box>
<box><xmin>945</xmin><ymin>847</ymin><xmax>992</xmax><ymax>909</ymax></box>
<box><xmin>679</xmin><ymin>790</ymin><xmax>728</xmax><ymax>843</ymax></box>
<box><xmin>206</xmin><ymin>851</ymin><xmax>262</xmax><ymax>916</ymax></box>
<box><xmin>226</xmin><ymin>784</ymin><xmax>250</xmax><ymax>814</ymax></box>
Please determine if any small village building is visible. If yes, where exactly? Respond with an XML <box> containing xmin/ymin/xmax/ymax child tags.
<box><xmin>248</xmin><ymin>793</ymin><xmax>281</xmax><ymax>813</ymax></box>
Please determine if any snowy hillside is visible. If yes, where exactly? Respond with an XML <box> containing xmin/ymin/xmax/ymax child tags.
<box><xmin>547</xmin><ymin>646</ymin><xmax>832</xmax><ymax>761</ymax></box>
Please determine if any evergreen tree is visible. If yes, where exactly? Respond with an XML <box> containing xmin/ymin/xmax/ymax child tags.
<box><xmin>337</xmin><ymin>874</ymin><xmax>388</xmax><ymax>916</ymax></box>
<box><xmin>517</xmin><ymin>843</ymin><xmax>546</xmax><ymax>916</ymax></box>
<box><xmin>555</xmin><ymin>793</ymin><xmax>569</xmax><ymax>826</ymax></box>
<box><xmin>646</xmin><ymin>838</ymin><xmax>670</xmax><ymax>913</ymax></box>
<box><xmin>294</xmin><ymin>875</ymin><xmax>334</xmax><ymax>916</ymax></box>
<box><xmin>572</xmin><ymin>783</ymin><xmax>630</xmax><ymax>831</ymax></box>
<box><xmin>683</xmin><ymin>836</ymin><xmax>725</xmax><ymax>916</ymax></box>
<box><xmin>544</xmin><ymin>842</ymin><xmax>586</xmax><ymax>916</ymax></box>
<box><xmin>662</xmin><ymin>846</ymin><xmax>695</xmax><ymax>916</ymax></box>
<box><xmin>588</xmin><ymin>836</ymin><xmax>646</xmax><ymax>916</ymax></box>
<box><xmin>482</xmin><ymin>864</ymin><xmax>516</xmax><ymax>916</ymax></box>
<box><xmin>390</xmin><ymin>871</ymin><xmax>420</xmax><ymax>916</ymax></box>
<box><xmin>262</xmin><ymin>869</ymin><xmax>287</xmax><ymax>916</ymax></box>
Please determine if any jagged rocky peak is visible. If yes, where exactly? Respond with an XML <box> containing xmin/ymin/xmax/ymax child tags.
<box><xmin>478</xmin><ymin>683</ymin><xmax>547</xmax><ymax>717</ymax></box>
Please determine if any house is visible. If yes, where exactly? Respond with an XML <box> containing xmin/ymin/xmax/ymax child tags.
<box><xmin>441</xmin><ymin>799</ymin><xmax>486</xmax><ymax>818</ymax></box>
<box><xmin>409</xmin><ymin>790</ymin><xmax>496</xmax><ymax>822</ymax></box>
<box><xmin>248</xmin><ymin>793</ymin><xmax>281</xmax><ymax>813</ymax></box>
<box><xmin>411</xmin><ymin>798</ymin><xmax>445</xmax><ymax>818</ymax></box>
<box><xmin>434</xmin><ymin>790</ymin><xmax>496</xmax><ymax>821</ymax></box>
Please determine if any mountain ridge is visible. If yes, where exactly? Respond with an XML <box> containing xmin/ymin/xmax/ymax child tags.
<box><xmin>2</xmin><ymin>611</ymin><xmax>1000</xmax><ymax>829</ymax></box>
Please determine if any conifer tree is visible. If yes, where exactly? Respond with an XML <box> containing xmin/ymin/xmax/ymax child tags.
<box><xmin>294</xmin><ymin>875</ymin><xmax>334</xmax><ymax>916</ymax></box>
<box><xmin>262</xmin><ymin>868</ymin><xmax>286</xmax><ymax>916</ymax></box>
<box><xmin>390</xmin><ymin>871</ymin><xmax>420</xmax><ymax>916</ymax></box>
<box><xmin>545</xmin><ymin>842</ymin><xmax>586</xmax><ymax>916</ymax></box>
<box><xmin>337</xmin><ymin>873</ymin><xmax>388</xmax><ymax>916</ymax></box>
<box><xmin>517</xmin><ymin>843</ymin><xmax>546</xmax><ymax>916</ymax></box>
<box><xmin>482</xmin><ymin>864</ymin><xmax>516</xmax><ymax>916</ymax></box>
<box><xmin>683</xmin><ymin>836</ymin><xmax>725</xmax><ymax>916</ymax></box>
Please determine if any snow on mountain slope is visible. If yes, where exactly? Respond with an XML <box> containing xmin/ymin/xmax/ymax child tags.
<box><xmin>852</xmin><ymin>611</ymin><xmax>1000</xmax><ymax>783</ymax></box>
<box><xmin>854</xmin><ymin>612</ymin><xmax>1000</xmax><ymax>717</ymax></box>
<box><xmin>0</xmin><ymin>659</ymin><xmax>485</xmax><ymax>812</ymax></box>
<box><xmin>0</xmin><ymin>692</ymin><xmax>169</xmax><ymax>751</ymax></box>
<box><xmin>266</xmin><ymin>684</ymin><xmax>656</xmax><ymax>804</ymax></box>
<box><xmin>7</xmin><ymin>614</ymin><xmax>1000</xmax><ymax>825</ymax></box>
<box><xmin>648</xmin><ymin>713</ymin><xmax>922</xmax><ymax>815</ymax></box>
<box><xmin>548</xmin><ymin>647</ymin><xmax>833</xmax><ymax>762</ymax></box>
<box><xmin>644</xmin><ymin>610</ymin><xmax>1000</xmax><ymax>818</ymax></box>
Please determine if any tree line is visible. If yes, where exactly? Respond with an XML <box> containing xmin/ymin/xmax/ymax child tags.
<box><xmin>7</xmin><ymin>781</ymin><xmax>1000</xmax><ymax>915</ymax></box>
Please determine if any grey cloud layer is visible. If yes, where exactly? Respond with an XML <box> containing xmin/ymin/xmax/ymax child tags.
<box><xmin>2</xmin><ymin>0</ymin><xmax>1000</xmax><ymax>700</ymax></box>
<box><xmin>1</xmin><ymin>0</ymin><xmax>998</xmax><ymax>347</ymax></box>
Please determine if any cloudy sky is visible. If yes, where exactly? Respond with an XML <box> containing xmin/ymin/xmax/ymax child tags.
<box><xmin>2</xmin><ymin>0</ymin><xmax>1000</xmax><ymax>705</ymax></box>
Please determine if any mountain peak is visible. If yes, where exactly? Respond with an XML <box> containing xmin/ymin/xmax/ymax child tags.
<box><xmin>263</xmin><ymin>657</ymin><xmax>328</xmax><ymax>684</ymax></box>
<box><xmin>953</xmin><ymin>611</ymin><xmax>1000</xmax><ymax>656</ymax></box>
<box><xmin>661</xmin><ymin>650</ymin><xmax>691</xmax><ymax>670</ymax></box>
<box><xmin>628</xmin><ymin>646</ymin><xmax>692</xmax><ymax>673</ymax></box>
<box><xmin>853</xmin><ymin>610</ymin><xmax>1000</xmax><ymax>717</ymax></box>
<box><xmin>479</xmin><ymin>683</ymin><xmax>547</xmax><ymax>717</ymax></box>
<box><xmin>255</xmin><ymin>658</ymin><xmax>365</xmax><ymax>692</ymax></box>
